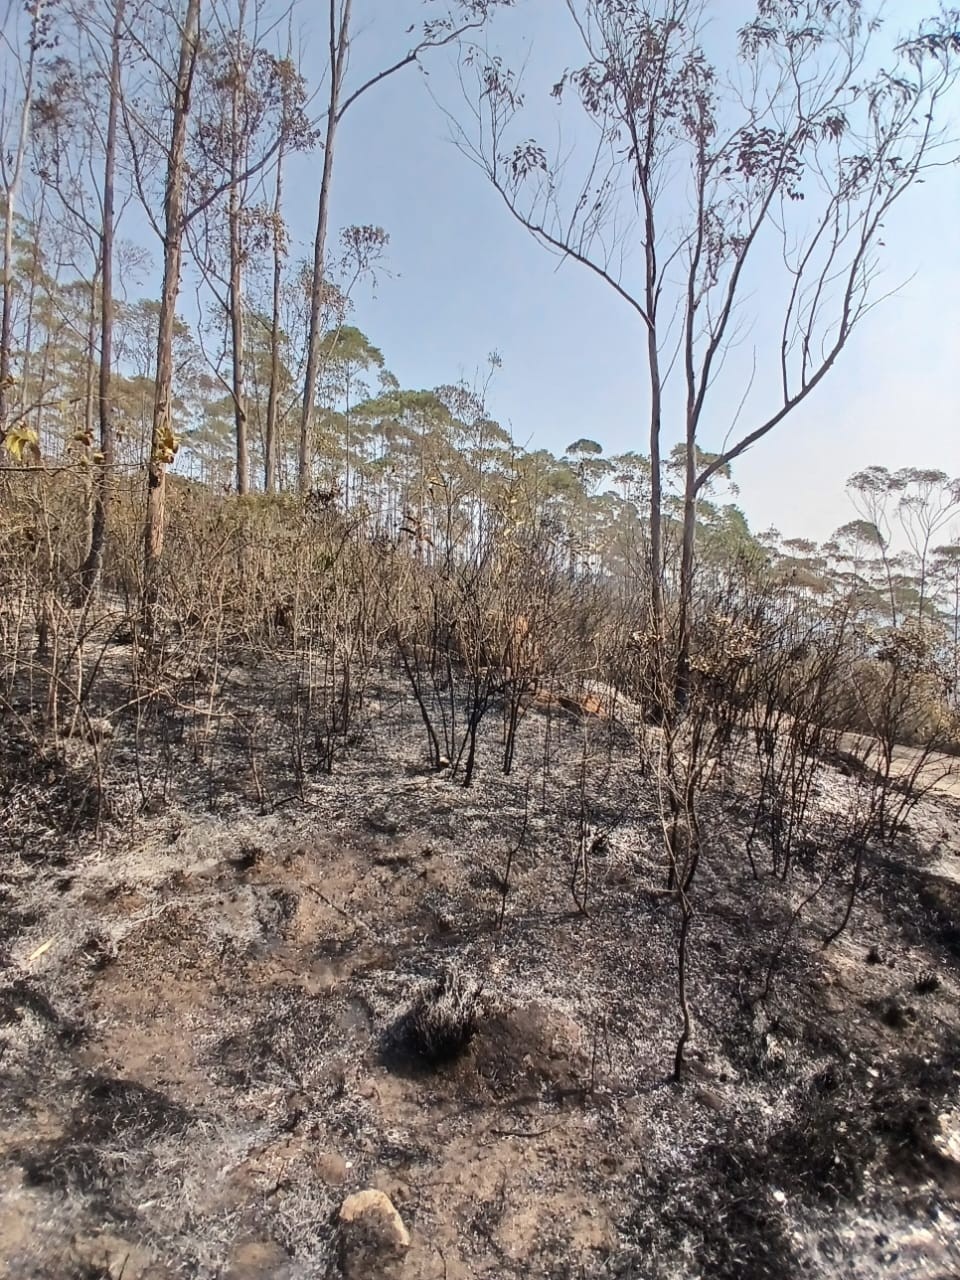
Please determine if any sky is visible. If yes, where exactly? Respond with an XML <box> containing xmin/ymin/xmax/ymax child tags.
<box><xmin>265</xmin><ymin>0</ymin><xmax>960</xmax><ymax>547</ymax></box>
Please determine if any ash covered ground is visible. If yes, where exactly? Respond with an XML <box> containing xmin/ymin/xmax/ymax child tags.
<box><xmin>2</xmin><ymin>658</ymin><xmax>960</xmax><ymax>1279</ymax></box>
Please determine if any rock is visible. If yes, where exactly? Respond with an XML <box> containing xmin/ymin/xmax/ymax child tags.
<box><xmin>934</xmin><ymin>1108</ymin><xmax>960</xmax><ymax>1165</ymax></box>
<box><xmin>339</xmin><ymin>1189</ymin><xmax>410</xmax><ymax>1280</ymax></box>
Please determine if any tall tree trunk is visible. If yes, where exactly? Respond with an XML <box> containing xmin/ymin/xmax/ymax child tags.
<box><xmin>641</xmin><ymin>179</ymin><xmax>665</xmax><ymax>699</ymax></box>
<box><xmin>298</xmin><ymin>0</ymin><xmax>351</xmax><ymax>494</ymax></box>
<box><xmin>78</xmin><ymin>270</ymin><xmax>100</xmax><ymax>566</ymax></box>
<box><xmin>82</xmin><ymin>0</ymin><xmax>123</xmax><ymax>596</ymax></box>
<box><xmin>263</xmin><ymin>136</ymin><xmax>285</xmax><ymax>494</ymax></box>
<box><xmin>228</xmin><ymin>19</ymin><xmax>249</xmax><ymax>496</ymax></box>
<box><xmin>674</xmin><ymin>148</ymin><xmax>711</xmax><ymax>711</ymax></box>
<box><xmin>18</xmin><ymin>186</ymin><xmax>47</xmax><ymax>419</ymax></box>
<box><xmin>143</xmin><ymin>0</ymin><xmax>201</xmax><ymax>604</ymax></box>
<box><xmin>647</xmin><ymin>321</ymin><xmax>663</xmax><ymax>632</ymax></box>
<box><xmin>675</xmin><ymin>443</ymin><xmax>697</xmax><ymax>708</ymax></box>
<box><xmin>0</xmin><ymin>0</ymin><xmax>44</xmax><ymax>440</ymax></box>
<box><xmin>229</xmin><ymin>179</ymin><xmax>248</xmax><ymax>495</ymax></box>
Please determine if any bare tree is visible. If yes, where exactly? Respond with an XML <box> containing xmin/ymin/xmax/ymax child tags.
<box><xmin>123</xmin><ymin>0</ymin><xmax>299</xmax><ymax>594</ymax></box>
<box><xmin>188</xmin><ymin>0</ymin><xmax>312</xmax><ymax>496</ymax></box>
<box><xmin>262</xmin><ymin>24</ymin><xmax>300</xmax><ymax>493</ymax></box>
<box><xmin>0</xmin><ymin>0</ymin><xmax>54</xmax><ymax>441</ymax></box>
<box><xmin>142</xmin><ymin>0</ymin><xmax>201</xmax><ymax>596</ymax></box>
<box><xmin>81</xmin><ymin>0</ymin><xmax>126</xmax><ymax>593</ymax></box>
<box><xmin>453</xmin><ymin>0</ymin><xmax>959</xmax><ymax>704</ymax></box>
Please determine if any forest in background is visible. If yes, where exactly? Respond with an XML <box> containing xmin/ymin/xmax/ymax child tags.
<box><xmin>0</xmin><ymin>2</ymin><xmax>957</xmax><ymax>611</ymax></box>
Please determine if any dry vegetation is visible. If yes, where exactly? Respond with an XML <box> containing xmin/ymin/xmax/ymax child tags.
<box><xmin>2</xmin><ymin>472</ymin><xmax>960</xmax><ymax>1280</ymax></box>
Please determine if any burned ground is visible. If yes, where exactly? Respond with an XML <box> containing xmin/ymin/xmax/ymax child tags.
<box><xmin>1</xmin><ymin>665</ymin><xmax>959</xmax><ymax>1279</ymax></box>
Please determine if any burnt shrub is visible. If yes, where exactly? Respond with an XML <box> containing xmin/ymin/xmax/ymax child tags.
<box><xmin>386</xmin><ymin>968</ymin><xmax>483</xmax><ymax>1069</ymax></box>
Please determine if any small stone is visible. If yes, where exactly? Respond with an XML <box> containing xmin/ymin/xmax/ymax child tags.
<box><xmin>339</xmin><ymin>1189</ymin><xmax>410</xmax><ymax>1280</ymax></box>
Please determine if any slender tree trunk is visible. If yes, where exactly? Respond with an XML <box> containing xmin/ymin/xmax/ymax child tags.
<box><xmin>228</xmin><ymin>22</ymin><xmax>249</xmax><ymax>497</ymax></box>
<box><xmin>229</xmin><ymin>179</ymin><xmax>248</xmax><ymax>494</ymax></box>
<box><xmin>647</xmin><ymin>324</ymin><xmax>663</xmax><ymax>630</ymax></box>
<box><xmin>78</xmin><ymin>270</ymin><xmax>100</xmax><ymax>563</ymax></box>
<box><xmin>264</xmin><ymin>136</ymin><xmax>285</xmax><ymax>494</ymax></box>
<box><xmin>18</xmin><ymin>185</ymin><xmax>47</xmax><ymax>418</ymax></box>
<box><xmin>674</xmin><ymin>147</ymin><xmax>710</xmax><ymax>711</ymax></box>
<box><xmin>673</xmin><ymin>896</ymin><xmax>692</xmax><ymax>1082</ymax></box>
<box><xmin>641</xmin><ymin>181</ymin><xmax>665</xmax><ymax>700</ymax></box>
<box><xmin>82</xmin><ymin>0</ymin><xmax>123</xmax><ymax>595</ymax></box>
<box><xmin>675</xmin><ymin>470</ymin><xmax>697</xmax><ymax>708</ymax></box>
<box><xmin>0</xmin><ymin>0</ymin><xmax>44</xmax><ymax>440</ymax></box>
<box><xmin>298</xmin><ymin>0</ymin><xmax>351</xmax><ymax>494</ymax></box>
<box><xmin>0</xmin><ymin>196</ymin><xmax>17</xmax><ymax>437</ymax></box>
<box><xmin>144</xmin><ymin>0</ymin><xmax>201</xmax><ymax>604</ymax></box>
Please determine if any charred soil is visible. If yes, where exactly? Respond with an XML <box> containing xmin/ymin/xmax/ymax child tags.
<box><xmin>2</xmin><ymin>665</ymin><xmax>960</xmax><ymax>1279</ymax></box>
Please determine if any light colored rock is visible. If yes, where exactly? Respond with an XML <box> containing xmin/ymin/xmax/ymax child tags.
<box><xmin>934</xmin><ymin>1108</ymin><xmax>960</xmax><ymax>1164</ymax></box>
<box><xmin>339</xmin><ymin>1189</ymin><xmax>410</xmax><ymax>1279</ymax></box>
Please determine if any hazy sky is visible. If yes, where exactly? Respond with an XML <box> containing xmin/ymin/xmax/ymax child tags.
<box><xmin>268</xmin><ymin>2</ymin><xmax>958</xmax><ymax>542</ymax></box>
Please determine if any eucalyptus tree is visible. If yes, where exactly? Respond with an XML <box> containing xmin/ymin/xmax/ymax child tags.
<box><xmin>296</xmin><ymin>0</ymin><xmax>514</xmax><ymax>493</ymax></box>
<box><xmin>0</xmin><ymin>0</ymin><xmax>56</xmax><ymax>441</ymax></box>
<box><xmin>187</xmin><ymin>0</ymin><xmax>313</xmax><ymax>496</ymax></box>
<box><xmin>456</xmin><ymin>0</ymin><xmax>960</xmax><ymax>703</ymax></box>
<box><xmin>563</xmin><ymin>438</ymin><xmax>613</xmax><ymax>574</ymax></box>
<box><xmin>83</xmin><ymin>0</ymin><xmax>126</xmax><ymax>589</ymax></box>
<box><xmin>27</xmin><ymin>0</ymin><xmax>138</xmax><ymax>588</ymax></box>
<box><xmin>0</xmin><ymin>204</ymin><xmax>103</xmax><ymax>462</ymax></box>
<box><xmin>847</xmin><ymin>466</ymin><xmax>960</xmax><ymax>626</ymax></box>
<box><xmin>258</xmin><ymin>25</ymin><xmax>310</xmax><ymax>493</ymax></box>
<box><xmin>3</xmin><ymin>207</ymin><xmax>42</xmax><ymax>425</ymax></box>
<box><xmin>122</xmin><ymin>0</ymin><xmax>302</xmax><ymax>596</ymax></box>
<box><xmin>311</xmin><ymin>323</ymin><xmax>384</xmax><ymax>506</ymax></box>
<box><xmin>120</xmin><ymin>0</ymin><xmax>201</xmax><ymax>598</ymax></box>
<box><xmin>352</xmin><ymin>385</ymin><xmax>459</xmax><ymax>547</ymax></box>
<box><xmin>0</xmin><ymin>204</ymin><xmax>66</xmax><ymax>455</ymax></box>
<box><xmin>436</xmin><ymin>370</ymin><xmax>510</xmax><ymax>556</ymax></box>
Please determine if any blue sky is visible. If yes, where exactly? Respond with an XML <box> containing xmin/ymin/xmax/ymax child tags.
<box><xmin>265</xmin><ymin>0</ymin><xmax>959</xmax><ymax>546</ymax></box>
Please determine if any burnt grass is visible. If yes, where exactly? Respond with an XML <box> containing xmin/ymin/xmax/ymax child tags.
<box><xmin>1</xmin><ymin>656</ymin><xmax>960</xmax><ymax>1278</ymax></box>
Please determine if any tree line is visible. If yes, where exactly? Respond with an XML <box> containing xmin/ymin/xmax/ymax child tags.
<box><xmin>1</xmin><ymin>0</ymin><xmax>959</xmax><ymax>705</ymax></box>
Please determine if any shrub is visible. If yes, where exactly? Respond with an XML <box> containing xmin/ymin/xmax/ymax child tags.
<box><xmin>393</xmin><ymin>969</ymin><xmax>483</xmax><ymax>1068</ymax></box>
